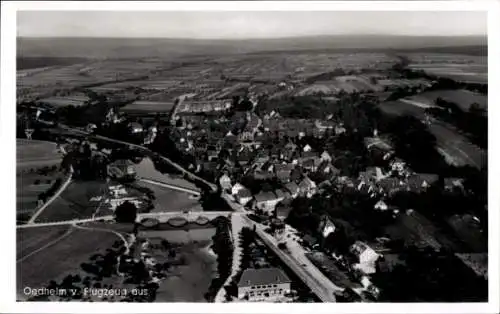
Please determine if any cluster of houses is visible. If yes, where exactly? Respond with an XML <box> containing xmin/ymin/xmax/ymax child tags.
<box><xmin>218</xmin><ymin>143</ymin><xmax>340</xmax><ymax>215</ymax></box>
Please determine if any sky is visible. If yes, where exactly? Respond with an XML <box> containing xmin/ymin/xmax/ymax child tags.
<box><xmin>17</xmin><ymin>11</ymin><xmax>487</xmax><ymax>39</ymax></box>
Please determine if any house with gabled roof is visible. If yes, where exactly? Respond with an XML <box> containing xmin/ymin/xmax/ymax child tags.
<box><xmin>407</xmin><ymin>173</ymin><xmax>439</xmax><ymax>193</ymax></box>
<box><xmin>377</xmin><ymin>177</ymin><xmax>405</xmax><ymax>195</ymax></box>
<box><xmin>284</xmin><ymin>182</ymin><xmax>300</xmax><ymax>198</ymax></box>
<box><xmin>320</xmin><ymin>150</ymin><xmax>333</xmax><ymax>162</ymax></box>
<box><xmin>274</xmin><ymin>163</ymin><xmax>295</xmax><ymax>183</ymax></box>
<box><xmin>298</xmin><ymin>177</ymin><xmax>317</xmax><ymax>198</ymax></box>
<box><xmin>444</xmin><ymin>177</ymin><xmax>465</xmax><ymax>192</ymax></box>
<box><xmin>253</xmin><ymin>191</ymin><xmax>282</xmax><ymax>213</ymax></box>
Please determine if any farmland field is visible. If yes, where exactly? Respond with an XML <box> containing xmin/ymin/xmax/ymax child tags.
<box><xmin>34</xmin><ymin>181</ymin><xmax>109</xmax><ymax>223</ymax></box>
<box><xmin>384</xmin><ymin>211</ymin><xmax>464</xmax><ymax>252</ymax></box>
<box><xmin>404</xmin><ymin>89</ymin><xmax>487</xmax><ymax>111</ymax></box>
<box><xmin>121</xmin><ymin>100</ymin><xmax>176</xmax><ymax>114</ymax></box>
<box><xmin>430</xmin><ymin>122</ymin><xmax>486</xmax><ymax>169</ymax></box>
<box><xmin>17</xmin><ymin>57</ymin><xmax>89</xmax><ymax>70</ymax></box>
<box><xmin>37</xmin><ymin>96</ymin><xmax>90</xmax><ymax>108</ymax></box>
<box><xmin>17</xmin><ymin>226</ymin><xmax>121</xmax><ymax>299</ymax></box>
<box><xmin>17</xmin><ymin>140</ymin><xmax>64</xmax><ymax>220</ymax></box>
<box><xmin>407</xmin><ymin>53</ymin><xmax>487</xmax><ymax>84</ymax></box>
<box><xmin>16</xmin><ymin>173</ymin><xmax>61</xmax><ymax>216</ymax></box>
<box><xmin>17</xmin><ymin>139</ymin><xmax>62</xmax><ymax>169</ymax></box>
<box><xmin>377</xmin><ymin>101</ymin><xmax>485</xmax><ymax>169</ymax></box>
<box><xmin>378</xmin><ymin>100</ymin><xmax>427</xmax><ymax>118</ymax></box>
<box><xmin>17</xmin><ymin>225</ymin><xmax>71</xmax><ymax>260</ymax></box>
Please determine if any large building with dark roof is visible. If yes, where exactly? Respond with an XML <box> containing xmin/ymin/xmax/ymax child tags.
<box><xmin>237</xmin><ymin>267</ymin><xmax>291</xmax><ymax>301</ymax></box>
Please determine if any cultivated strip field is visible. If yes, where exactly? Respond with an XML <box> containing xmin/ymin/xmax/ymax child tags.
<box><xmin>121</xmin><ymin>100</ymin><xmax>176</xmax><ymax>114</ymax></box>
<box><xmin>404</xmin><ymin>89</ymin><xmax>487</xmax><ymax>111</ymax></box>
<box><xmin>17</xmin><ymin>139</ymin><xmax>62</xmax><ymax>168</ymax></box>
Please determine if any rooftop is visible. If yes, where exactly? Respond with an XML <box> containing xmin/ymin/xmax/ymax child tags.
<box><xmin>237</xmin><ymin>267</ymin><xmax>291</xmax><ymax>287</ymax></box>
<box><xmin>254</xmin><ymin>191</ymin><xmax>278</xmax><ymax>203</ymax></box>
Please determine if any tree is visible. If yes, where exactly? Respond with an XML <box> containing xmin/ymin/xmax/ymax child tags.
<box><xmin>114</xmin><ymin>201</ymin><xmax>137</xmax><ymax>223</ymax></box>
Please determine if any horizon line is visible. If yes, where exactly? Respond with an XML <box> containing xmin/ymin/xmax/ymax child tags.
<box><xmin>17</xmin><ymin>33</ymin><xmax>488</xmax><ymax>41</ymax></box>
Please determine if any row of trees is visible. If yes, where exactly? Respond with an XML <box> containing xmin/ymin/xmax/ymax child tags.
<box><xmin>205</xmin><ymin>216</ymin><xmax>233</xmax><ymax>301</ymax></box>
<box><xmin>37</xmin><ymin>178</ymin><xmax>63</xmax><ymax>204</ymax></box>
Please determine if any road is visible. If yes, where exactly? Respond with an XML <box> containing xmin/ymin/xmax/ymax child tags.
<box><xmin>221</xmin><ymin>193</ymin><xmax>340</xmax><ymax>302</ymax></box>
<box><xmin>72</xmin><ymin>222</ymin><xmax>130</xmax><ymax>254</ymax></box>
<box><xmin>18</xmin><ymin>216</ymin><xmax>115</xmax><ymax>229</ymax></box>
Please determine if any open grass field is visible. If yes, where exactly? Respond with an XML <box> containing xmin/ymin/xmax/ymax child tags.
<box><xmin>34</xmin><ymin>181</ymin><xmax>108</xmax><ymax>223</ymax></box>
<box><xmin>17</xmin><ymin>139</ymin><xmax>62</xmax><ymax>169</ymax></box>
<box><xmin>137</xmin><ymin>181</ymin><xmax>202</xmax><ymax>213</ymax></box>
<box><xmin>16</xmin><ymin>173</ymin><xmax>62</xmax><ymax>216</ymax></box>
<box><xmin>17</xmin><ymin>140</ymin><xmax>64</xmax><ymax>218</ymax></box>
<box><xmin>17</xmin><ymin>226</ymin><xmax>121</xmax><ymax>298</ymax></box>
<box><xmin>17</xmin><ymin>225</ymin><xmax>71</xmax><ymax>260</ymax></box>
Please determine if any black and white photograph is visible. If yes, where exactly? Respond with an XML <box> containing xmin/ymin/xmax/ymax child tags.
<box><xmin>1</xmin><ymin>1</ymin><xmax>499</xmax><ymax>313</ymax></box>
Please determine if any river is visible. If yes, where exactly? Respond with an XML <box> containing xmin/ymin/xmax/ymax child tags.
<box><xmin>134</xmin><ymin>157</ymin><xmax>199</xmax><ymax>191</ymax></box>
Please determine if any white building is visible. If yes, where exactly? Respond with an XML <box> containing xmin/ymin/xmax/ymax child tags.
<box><xmin>219</xmin><ymin>174</ymin><xmax>232</xmax><ymax>191</ymax></box>
<box><xmin>318</xmin><ymin>216</ymin><xmax>336</xmax><ymax>238</ymax></box>
<box><xmin>350</xmin><ymin>241</ymin><xmax>380</xmax><ymax>274</ymax></box>
<box><xmin>374</xmin><ymin>200</ymin><xmax>388</xmax><ymax>211</ymax></box>
<box><xmin>129</xmin><ymin>122</ymin><xmax>144</xmax><ymax>134</ymax></box>
<box><xmin>231</xmin><ymin>183</ymin><xmax>246</xmax><ymax>196</ymax></box>
<box><xmin>321</xmin><ymin>151</ymin><xmax>332</xmax><ymax>162</ymax></box>
<box><xmin>237</xmin><ymin>268</ymin><xmax>291</xmax><ymax>302</ymax></box>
